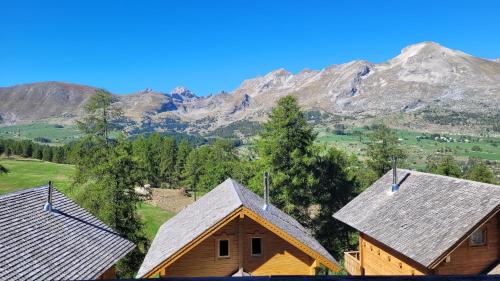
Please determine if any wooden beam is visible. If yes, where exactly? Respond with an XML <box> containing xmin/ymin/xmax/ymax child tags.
<box><xmin>238</xmin><ymin>216</ymin><xmax>243</xmax><ymax>271</ymax></box>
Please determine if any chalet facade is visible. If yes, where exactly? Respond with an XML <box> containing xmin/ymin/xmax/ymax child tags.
<box><xmin>137</xmin><ymin>178</ymin><xmax>340</xmax><ymax>278</ymax></box>
<box><xmin>0</xmin><ymin>184</ymin><xmax>135</xmax><ymax>280</ymax></box>
<box><xmin>334</xmin><ymin>169</ymin><xmax>500</xmax><ymax>276</ymax></box>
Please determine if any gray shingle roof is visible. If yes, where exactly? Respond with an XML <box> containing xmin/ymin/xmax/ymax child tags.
<box><xmin>137</xmin><ymin>179</ymin><xmax>339</xmax><ymax>277</ymax></box>
<box><xmin>0</xmin><ymin>186</ymin><xmax>135</xmax><ymax>281</ymax></box>
<box><xmin>334</xmin><ymin>169</ymin><xmax>500</xmax><ymax>268</ymax></box>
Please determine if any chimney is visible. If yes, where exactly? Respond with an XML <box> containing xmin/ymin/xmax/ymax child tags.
<box><xmin>43</xmin><ymin>181</ymin><xmax>53</xmax><ymax>212</ymax></box>
<box><xmin>391</xmin><ymin>158</ymin><xmax>399</xmax><ymax>192</ymax></box>
<box><xmin>263</xmin><ymin>172</ymin><xmax>269</xmax><ymax>211</ymax></box>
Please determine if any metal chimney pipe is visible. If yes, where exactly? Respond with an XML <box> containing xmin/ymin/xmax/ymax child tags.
<box><xmin>391</xmin><ymin>158</ymin><xmax>399</xmax><ymax>192</ymax></box>
<box><xmin>263</xmin><ymin>172</ymin><xmax>269</xmax><ymax>211</ymax></box>
<box><xmin>44</xmin><ymin>181</ymin><xmax>53</xmax><ymax>212</ymax></box>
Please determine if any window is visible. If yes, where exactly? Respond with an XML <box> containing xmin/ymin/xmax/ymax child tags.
<box><xmin>218</xmin><ymin>239</ymin><xmax>229</xmax><ymax>257</ymax></box>
<box><xmin>469</xmin><ymin>228</ymin><xmax>486</xmax><ymax>246</ymax></box>
<box><xmin>251</xmin><ymin>237</ymin><xmax>262</xmax><ymax>256</ymax></box>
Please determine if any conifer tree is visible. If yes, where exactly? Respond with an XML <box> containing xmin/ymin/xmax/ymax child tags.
<box><xmin>366</xmin><ymin>124</ymin><xmax>406</xmax><ymax>177</ymax></box>
<box><xmin>254</xmin><ymin>95</ymin><xmax>316</xmax><ymax>223</ymax></box>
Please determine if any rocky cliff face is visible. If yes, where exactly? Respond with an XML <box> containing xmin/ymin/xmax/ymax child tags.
<box><xmin>1</xmin><ymin>42</ymin><xmax>499</xmax><ymax>134</ymax></box>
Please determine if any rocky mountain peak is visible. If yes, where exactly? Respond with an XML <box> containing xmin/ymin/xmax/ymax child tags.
<box><xmin>170</xmin><ymin>86</ymin><xmax>197</xmax><ymax>100</ymax></box>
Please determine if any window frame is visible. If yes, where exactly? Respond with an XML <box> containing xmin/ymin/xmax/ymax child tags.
<box><xmin>251</xmin><ymin>237</ymin><xmax>263</xmax><ymax>257</ymax></box>
<box><xmin>469</xmin><ymin>227</ymin><xmax>487</xmax><ymax>247</ymax></box>
<box><xmin>217</xmin><ymin>239</ymin><xmax>230</xmax><ymax>258</ymax></box>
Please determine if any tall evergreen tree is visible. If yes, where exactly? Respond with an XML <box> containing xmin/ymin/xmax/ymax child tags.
<box><xmin>175</xmin><ymin>139</ymin><xmax>192</xmax><ymax>185</ymax></box>
<box><xmin>310</xmin><ymin>146</ymin><xmax>360</xmax><ymax>261</ymax></box>
<box><xmin>159</xmin><ymin>137</ymin><xmax>177</xmax><ymax>187</ymax></box>
<box><xmin>72</xmin><ymin>90</ymin><xmax>147</xmax><ymax>277</ymax></box>
<box><xmin>76</xmin><ymin>89</ymin><xmax>122</xmax><ymax>144</ymax></box>
<box><xmin>253</xmin><ymin>95</ymin><xmax>316</xmax><ymax>223</ymax></box>
<box><xmin>366</xmin><ymin>124</ymin><xmax>406</xmax><ymax>177</ymax></box>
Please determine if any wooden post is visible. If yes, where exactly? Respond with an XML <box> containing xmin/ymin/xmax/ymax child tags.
<box><xmin>310</xmin><ymin>259</ymin><xmax>318</xmax><ymax>275</ymax></box>
<box><xmin>238</xmin><ymin>213</ymin><xmax>244</xmax><ymax>271</ymax></box>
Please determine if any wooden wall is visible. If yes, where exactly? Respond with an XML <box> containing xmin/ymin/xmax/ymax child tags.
<box><xmin>98</xmin><ymin>266</ymin><xmax>116</xmax><ymax>280</ymax></box>
<box><xmin>435</xmin><ymin>213</ymin><xmax>498</xmax><ymax>275</ymax></box>
<box><xmin>242</xmin><ymin>216</ymin><xmax>315</xmax><ymax>275</ymax></box>
<box><xmin>162</xmin><ymin>216</ymin><xmax>315</xmax><ymax>277</ymax></box>
<box><xmin>360</xmin><ymin>234</ymin><xmax>428</xmax><ymax>275</ymax></box>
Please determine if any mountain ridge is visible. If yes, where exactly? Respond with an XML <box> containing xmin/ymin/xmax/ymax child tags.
<box><xmin>1</xmin><ymin>41</ymin><xmax>499</xmax><ymax>135</ymax></box>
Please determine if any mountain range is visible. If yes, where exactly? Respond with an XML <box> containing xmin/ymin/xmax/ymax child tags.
<box><xmin>1</xmin><ymin>42</ymin><xmax>499</xmax><ymax>136</ymax></box>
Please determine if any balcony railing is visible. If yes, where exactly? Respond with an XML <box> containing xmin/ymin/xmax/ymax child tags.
<box><xmin>344</xmin><ymin>251</ymin><xmax>362</xmax><ymax>275</ymax></box>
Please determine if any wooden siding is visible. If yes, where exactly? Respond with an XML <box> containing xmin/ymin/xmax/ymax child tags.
<box><xmin>241</xmin><ymin>216</ymin><xmax>315</xmax><ymax>275</ymax></box>
<box><xmin>360</xmin><ymin>234</ymin><xmax>428</xmax><ymax>275</ymax></box>
<box><xmin>162</xmin><ymin>216</ymin><xmax>315</xmax><ymax>277</ymax></box>
<box><xmin>98</xmin><ymin>266</ymin><xmax>116</xmax><ymax>280</ymax></box>
<box><xmin>435</xmin><ymin>213</ymin><xmax>498</xmax><ymax>275</ymax></box>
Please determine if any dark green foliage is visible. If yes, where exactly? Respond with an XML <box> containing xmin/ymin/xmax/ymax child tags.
<box><xmin>426</xmin><ymin>154</ymin><xmax>462</xmax><ymax>178</ymax></box>
<box><xmin>72</xmin><ymin>136</ymin><xmax>148</xmax><ymax>278</ymax></box>
<box><xmin>366</xmin><ymin>124</ymin><xmax>406</xmax><ymax>177</ymax></box>
<box><xmin>253</xmin><ymin>95</ymin><xmax>316</xmax><ymax>224</ymax></box>
<box><xmin>183</xmin><ymin>139</ymin><xmax>251</xmax><ymax>194</ymax></box>
<box><xmin>175</xmin><ymin>140</ymin><xmax>192</xmax><ymax>185</ymax></box>
<box><xmin>42</xmin><ymin>146</ymin><xmax>53</xmax><ymax>162</ymax></box>
<box><xmin>76</xmin><ymin>89</ymin><xmax>122</xmax><ymax>144</ymax></box>
<box><xmin>465</xmin><ymin>161</ymin><xmax>496</xmax><ymax>184</ymax></box>
<box><xmin>72</xmin><ymin>90</ymin><xmax>147</xmax><ymax>277</ymax></box>
<box><xmin>309</xmin><ymin>146</ymin><xmax>360</xmax><ymax>261</ymax></box>
<box><xmin>207</xmin><ymin>120</ymin><xmax>262</xmax><ymax>138</ymax></box>
<box><xmin>159</xmin><ymin>137</ymin><xmax>177</xmax><ymax>187</ymax></box>
<box><xmin>34</xmin><ymin>137</ymin><xmax>51</xmax><ymax>143</ymax></box>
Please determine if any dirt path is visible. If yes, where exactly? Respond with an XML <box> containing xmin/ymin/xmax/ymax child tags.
<box><xmin>146</xmin><ymin>188</ymin><xmax>195</xmax><ymax>213</ymax></box>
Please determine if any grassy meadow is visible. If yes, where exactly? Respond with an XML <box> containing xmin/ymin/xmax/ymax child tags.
<box><xmin>0</xmin><ymin>158</ymin><xmax>172</xmax><ymax>240</ymax></box>
<box><xmin>0</xmin><ymin>123</ymin><xmax>82</xmax><ymax>144</ymax></box>
<box><xmin>316</xmin><ymin>127</ymin><xmax>500</xmax><ymax>173</ymax></box>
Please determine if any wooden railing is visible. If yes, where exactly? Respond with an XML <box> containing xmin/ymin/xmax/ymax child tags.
<box><xmin>344</xmin><ymin>251</ymin><xmax>362</xmax><ymax>275</ymax></box>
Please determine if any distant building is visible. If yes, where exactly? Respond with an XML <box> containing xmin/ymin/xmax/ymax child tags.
<box><xmin>334</xmin><ymin>168</ymin><xmax>500</xmax><ymax>275</ymax></box>
<box><xmin>0</xmin><ymin>184</ymin><xmax>135</xmax><ymax>280</ymax></box>
<box><xmin>137</xmin><ymin>179</ymin><xmax>339</xmax><ymax>278</ymax></box>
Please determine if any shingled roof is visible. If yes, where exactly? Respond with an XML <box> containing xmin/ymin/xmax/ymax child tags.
<box><xmin>334</xmin><ymin>169</ymin><xmax>500</xmax><ymax>268</ymax></box>
<box><xmin>137</xmin><ymin>178</ymin><xmax>339</xmax><ymax>277</ymax></box>
<box><xmin>0</xmin><ymin>186</ymin><xmax>135</xmax><ymax>281</ymax></box>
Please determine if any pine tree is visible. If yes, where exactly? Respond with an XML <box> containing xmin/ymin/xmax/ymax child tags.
<box><xmin>76</xmin><ymin>89</ymin><xmax>122</xmax><ymax>145</ymax></box>
<box><xmin>366</xmin><ymin>124</ymin><xmax>406</xmax><ymax>177</ymax></box>
<box><xmin>159</xmin><ymin>137</ymin><xmax>177</xmax><ymax>187</ymax></box>
<box><xmin>310</xmin><ymin>146</ymin><xmax>360</xmax><ymax>261</ymax></box>
<box><xmin>72</xmin><ymin>90</ymin><xmax>147</xmax><ymax>277</ymax></box>
<box><xmin>253</xmin><ymin>95</ymin><xmax>316</xmax><ymax>223</ymax></box>
<box><xmin>175</xmin><ymin>139</ymin><xmax>192</xmax><ymax>185</ymax></box>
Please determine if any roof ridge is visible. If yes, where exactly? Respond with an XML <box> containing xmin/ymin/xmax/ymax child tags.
<box><xmin>0</xmin><ymin>185</ymin><xmax>49</xmax><ymax>199</ymax></box>
<box><xmin>404</xmin><ymin>169</ymin><xmax>500</xmax><ymax>188</ymax></box>
<box><xmin>225</xmin><ymin>178</ymin><xmax>245</xmax><ymax>206</ymax></box>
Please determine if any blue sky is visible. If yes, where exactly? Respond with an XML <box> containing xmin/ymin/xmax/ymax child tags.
<box><xmin>1</xmin><ymin>0</ymin><xmax>499</xmax><ymax>96</ymax></box>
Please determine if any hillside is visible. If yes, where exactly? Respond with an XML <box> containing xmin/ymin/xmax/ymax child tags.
<box><xmin>1</xmin><ymin>42</ymin><xmax>499</xmax><ymax>135</ymax></box>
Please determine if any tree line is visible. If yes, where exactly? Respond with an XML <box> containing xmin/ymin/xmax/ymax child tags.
<box><xmin>0</xmin><ymin>138</ymin><xmax>69</xmax><ymax>164</ymax></box>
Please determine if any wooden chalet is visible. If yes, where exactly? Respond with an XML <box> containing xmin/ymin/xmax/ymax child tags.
<box><xmin>137</xmin><ymin>178</ymin><xmax>340</xmax><ymax>278</ymax></box>
<box><xmin>334</xmin><ymin>168</ymin><xmax>500</xmax><ymax>276</ymax></box>
<box><xmin>0</xmin><ymin>184</ymin><xmax>135</xmax><ymax>281</ymax></box>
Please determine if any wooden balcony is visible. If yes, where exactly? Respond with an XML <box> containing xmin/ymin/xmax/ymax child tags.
<box><xmin>344</xmin><ymin>251</ymin><xmax>362</xmax><ymax>275</ymax></box>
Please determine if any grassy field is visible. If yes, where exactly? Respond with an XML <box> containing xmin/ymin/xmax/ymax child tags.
<box><xmin>316</xmin><ymin>126</ymin><xmax>500</xmax><ymax>175</ymax></box>
<box><xmin>0</xmin><ymin>158</ymin><xmax>75</xmax><ymax>194</ymax></box>
<box><xmin>0</xmin><ymin>158</ymin><xmax>172</xmax><ymax>240</ymax></box>
<box><xmin>0</xmin><ymin>123</ymin><xmax>82</xmax><ymax>144</ymax></box>
<box><xmin>137</xmin><ymin>202</ymin><xmax>174</xmax><ymax>240</ymax></box>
